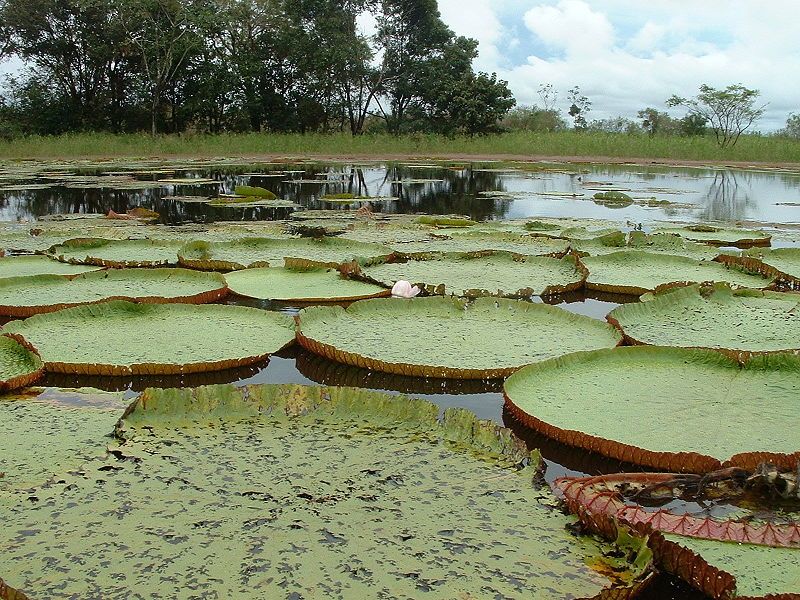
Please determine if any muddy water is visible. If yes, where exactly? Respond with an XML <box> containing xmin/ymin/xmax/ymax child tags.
<box><xmin>2</xmin><ymin>161</ymin><xmax>800</xmax><ymax>225</ymax></box>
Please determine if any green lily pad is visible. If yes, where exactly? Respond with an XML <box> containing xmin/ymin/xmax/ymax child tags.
<box><xmin>573</xmin><ymin>232</ymin><xmax>720</xmax><ymax>260</ymax></box>
<box><xmin>2</xmin><ymin>301</ymin><xmax>295</xmax><ymax>376</ymax></box>
<box><xmin>0</xmin><ymin>388</ymin><xmax>123</xmax><ymax>491</ymax></box>
<box><xmin>49</xmin><ymin>238</ymin><xmax>183</xmax><ymax>267</ymax></box>
<box><xmin>297</xmin><ymin>296</ymin><xmax>621</xmax><ymax>378</ymax></box>
<box><xmin>583</xmin><ymin>250</ymin><xmax>775</xmax><ymax>294</ymax></box>
<box><xmin>233</xmin><ymin>185</ymin><xmax>276</xmax><ymax>198</ymax></box>
<box><xmin>653</xmin><ymin>225</ymin><xmax>771</xmax><ymax>248</ymax></box>
<box><xmin>362</xmin><ymin>252</ymin><xmax>586</xmax><ymax>297</ymax></box>
<box><xmin>0</xmin><ymin>255</ymin><xmax>101</xmax><ymax>279</ymax></box>
<box><xmin>608</xmin><ymin>283</ymin><xmax>800</xmax><ymax>355</ymax></box>
<box><xmin>0</xmin><ymin>268</ymin><xmax>228</xmax><ymax>317</ymax></box>
<box><xmin>658</xmin><ymin>534</ymin><xmax>800</xmax><ymax>598</ymax></box>
<box><xmin>593</xmin><ymin>191</ymin><xmax>633</xmax><ymax>207</ymax></box>
<box><xmin>0</xmin><ymin>384</ymin><xmax>650</xmax><ymax>598</ymax></box>
<box><xmin>0</xmin><ymin>336</ymin><xmax>44</xmax><ymax>392</ymax></box>
<box><xmin>743</xmin><ymin>247</ymin><xmax>800</xmax><ymax>284</ymax></box>
<box><xmin>178</xmin><ymin>237</ymin><xmax>392</xmax><ymax>270</ymax></box>
<box><xmin>224</xmin><ymin>266</ymin><xmax>388</xmax><ymax>301</ymax></box>
<box><xmin>393</xmin><ymin>232</ymin><xmax>570</xmax><ymax>256</ymax></box>
<box><xmin>415</xmin><ymin>216</ymin><xmax>476</xmax><ymax>227</ymax></box>
<box><xmin>504</xmin><ymin>346</ymin><xmax>800</xmax><ymax>472</ymax></box>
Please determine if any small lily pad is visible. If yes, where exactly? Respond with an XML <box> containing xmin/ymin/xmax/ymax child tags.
<box><xmin>224</xmin><ymin>266</ymin><xmax>388</xmax><ymax>301</ymax></box>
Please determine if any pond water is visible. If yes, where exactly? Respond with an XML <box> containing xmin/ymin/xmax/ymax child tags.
<box><xmin>2</xmin><ymin>160</ymin><xmax>800</xmax><ymax>225</ymax></box>
<box><xmin>6</xmin><ymin>158</ymin><xmax>794</xmax><ymax>600</ymax></box>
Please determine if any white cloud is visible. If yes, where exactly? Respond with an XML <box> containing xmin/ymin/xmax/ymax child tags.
<box><xmin>489</xmin><ymin>0</ymin><xmax>800</xmax><ymax>130</ymax></box>
<box><xmin>437</xmin><ymin>0</ymin><xmax>505</xmax><ymax>71</ymax></box>
<box><xmin>523</xmin><ymin>0</ymin><xmax>614</xmax><ymax>56</ymax></box>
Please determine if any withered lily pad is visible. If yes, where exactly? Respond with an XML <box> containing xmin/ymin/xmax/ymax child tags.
<box><xmin>608</xmin><ymin>283</ymin><xmax>800</xmax><ymax>356</ymax></box>
<box><xmin>224</xmin><ymin>266</ymin><xmax>388</xmax><ymax>301</ymax></box>
<box><xmin>504</xmin><ymin>346</ymin><xmax>800</xmax><ymax>473</ymax></box>
<box><xmin>49</xmin><ymin>238</ymin><xmax>183</xmax><ymax>267</ymax></box>
<box><xmin>2</xmin><ymin>301</ymin><xmax>295</xmax><ymax>376</ymax></box>
<box><xmin>554</xmin><ymin>473</ymin><xmax>800</xmax><ymax>600</ymax></box>
<box><xmin>0</xmin><ymin>336</ymin><xmax>44</xmax><ymax>392</ymax></box>
<box><xmin>0</xmin><ymin>268</ymin><xmax>228</xmax><ymax>317</ymax></box>
<box><xmin>362</xmin><ymin>252</ymin><xmax>586</xmax><ymax>297</ymax></box>
<box><xmin>179</xmin><ymin>237</ymin><xmax>392</xmax><ymax>270</ymax></box>
<box><xmin>653</xmin><ymin>225</ymin><xmax>771</xmax><ymax>248</ymax></box>
<box><xmin>583</xmin><ymin>250</ymin><xmax>774</xmax><ymax>294</ymax></box>
<box><xmin>297</xmin><ymin>296</ymin><xmax>621</xmax><ymax>378</ymax></box>
<box><xmin>0</xmin><ymin>255</ymin><xmax>101</xmax><ymax>279</ymax></box>
<box><xmin>0</xmin><ymin>384</ymin><xmax>651</xmax><ymax>598</ymax></box>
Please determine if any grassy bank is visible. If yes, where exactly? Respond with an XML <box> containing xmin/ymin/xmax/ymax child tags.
<box><xmin>1</xmin><ymin>131</ymin><xmax>799</xmax><ymax>164</ymax></box>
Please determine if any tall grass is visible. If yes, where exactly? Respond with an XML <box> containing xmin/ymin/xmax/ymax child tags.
<box><xmin>1</xmin><ymin>131</ymin><xmax>799</xmax><ymax>163</ymax></box>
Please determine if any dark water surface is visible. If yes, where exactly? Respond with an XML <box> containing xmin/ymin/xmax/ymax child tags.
<box><xmin>2</xmin><ymin>160</ymin><xmax>800</xmax><ymax>225</ymax></box>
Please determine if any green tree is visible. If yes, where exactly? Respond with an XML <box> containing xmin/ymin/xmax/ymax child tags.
<box><xmin>637</xmin><ymin>107</ymin><xmax>677</xmax><ymax>136</ymax></box>
<box><xmin>667</xmin><ymin>83</ymin><xmax>766</xmax><ymax>147</ymax></box>
<box><xmin>567</xmin><ymin>85</ymin><xmax>591</xmax><ymax>130</ymax></box>
<box><xmin>781</xmin><ymin>113</ymin><xmax>800</xmax><ymax>138</ymax></box>
<box><xmin>502</xmin><ymin>106</ymin><xmax>566</xmax><ymax>132</ymax></box>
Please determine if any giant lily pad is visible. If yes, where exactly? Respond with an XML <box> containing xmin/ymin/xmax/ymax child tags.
<box><xmin>554</xmin><ymin>473</ymin><xmax>800</xmax><ymax>600</ymax></box>
<box><xmin>653</xmin><ymin>533</ymin><xmax>800</xmax><ymax>599</ymax></box>
<box><xmin>0</xmin><ymin>384</ymin><xmax>651</xmax><ymax>598</ymax></box>
<box><xmin>608</xmin><ymin>283</ymin><xmax>800</xmax><ymax>357</ymax></box>
<box><xmin>573</xmin><ymin>232</ymin><xmax>720</xmax><ymax>260</ymax></box>
<box><xmin>224</xmin><ymin>266</ymin><xmax>388</xmax><ymax>301</ymax></box>
<box><xmin>0</xmin><ymin>255</ymin><xmax>100</xmax><ymax>279</ymax></box>
<box><xmin>0</xmin><ymin>336</ymin><xmax>43</xmax><ymax>392</ymax></box>
<box><xmin>297</xmin><ymin>296</ymin><xmax>621</xmax><ymax>379</ymax></box>
<box><xmin>0</xmin><ymin>388</ymin><xmax>124</xmax><ymax>491</ymax></box>
<box><xmin>718</xmin><ymin>247</ymin><xmax>800</xmax><ymax>288</ymax></box>
<box><xmin>49</xmin><ymin>238</ymin><xmax>183</xmax><ymax>267</ymax></box>
<box><xmin>504</xmin><ymin>346</ymin><xmax>800</xmax><ymax>473</ymax></box>
<box><xmin>583</xmin><ymin>250</ymin><xmax>774</xmax><ymax>294</ymax></box>
<box><xmin>0</xmin><ymin>268</ymin><xmax>228</xmax><ymax>317</ymax></box>
<box><xmin>178</xmin><ymin>237</ymin><xmax>392</xmax><ymax>270</ymax></box>
<box><xmin>2</xmin><ymin>301</ymin><xmax>294</xmax><ymax>376</ymax></box>
<box><xmin>361</xmin><ymin>252</ymin><xmax>586</xmax><ymax>297</ymax></box>
<box><xmin>395</xmin><ymin>231</ymin><xmax>570</xmax><ymax>257</ymax></box>
<box><xmin>653</xmin><ymin>225</ymin><xmax>771</xmax><ymax>248</ymax></box>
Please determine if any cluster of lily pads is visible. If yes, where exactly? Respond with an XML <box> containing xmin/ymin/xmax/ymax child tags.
<box><xmin>0</xmin><ymin>205</ymin><xmax>798</xmax><ymax>599</ymax></box>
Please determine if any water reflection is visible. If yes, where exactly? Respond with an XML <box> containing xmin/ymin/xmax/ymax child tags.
<box><xmin>701</xmin><ymin>170</ymin><xmax>756</xmax><ymax>222</ymax></box>
<box><xmin>2</xmin><ymin>161</ymin><xmax>800</xmax><ymax>224</ymax></box>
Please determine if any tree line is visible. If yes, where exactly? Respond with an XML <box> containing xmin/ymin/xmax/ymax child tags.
<box><xmin>0</xmin><ymin>0</ymin><xmax>515</xmax><ymax>137</ymax></box>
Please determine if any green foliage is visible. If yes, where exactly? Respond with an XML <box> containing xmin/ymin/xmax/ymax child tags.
<box><xmin>667</xmin><ymin>83</ymin><xmax>766</xmax><ymax>147</ymax></box>
<box><xmin>2</xmin><ymin>130</ymin><xmax>800</xmax><ymax>162</ymax></box>
<box><xmin>233</xmin><ymin>185</ymin><xmax>276</xmax><ymax>199</ymax></box>
<box><xmin>781</xmin><ymin>113</ymin><xmax>800</xmax><ymax>139</ymax></box>
<box><xmin>567</xmin><ymin>85</ymin><xmax>591</xmax><ymax>130</ymax></box>
<box><xmin>501</xmin><ymin>106</ymin><xmax>566</xmax><ymax>133</ymax></box>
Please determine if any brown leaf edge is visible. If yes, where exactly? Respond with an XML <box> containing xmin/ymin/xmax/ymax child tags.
<box><xmin>0</xmin><ymin>335</ymin><xmax>44</xmax><ymax>392</ymax></box>
<box><xmin>0</xmin><ymin>285</ymin><xmax>229</xmax><ymax>318</ymax></box>
<box><xmin>0</xmin><ymin>578</ymin><xmax>30</xmax><ymax>600</ymax></box>
<box><xmin>2</xmin><ymin>332</ymin><xmax>291</xmax><ymax>377</ymax></box>
<box><xmin>715</xmin><ymin>254</ymin><xmax>800</xmax><ymax>291</ymax></box>
<box><xmin>503</xmin><ymin>393</ymin><xmax>721</xmax><ymax>473</ymax></box>
<box><xmin>49</xmin><ymin>238</ymin><xmax>178</xmax><ymax>268</ymax></box>
<box><xmin>504</xmin><ymin>393</ymin><xmax>800</xmax><ymax>473</ymax></box>
<box><xmin>553</xmin><ymin>473</ymin><xmax>800</xmax><ymax>600</ymax></box>
<box><xmin>296</xmin><ymin>328</ymin><xmax>518</xmax><ymax>379</ymax></box>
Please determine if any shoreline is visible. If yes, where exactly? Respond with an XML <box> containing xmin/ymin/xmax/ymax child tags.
<box><xmin>2</xmin><ymin>151</ymin><xmax>800</xmax><ymax>170</ymax></box>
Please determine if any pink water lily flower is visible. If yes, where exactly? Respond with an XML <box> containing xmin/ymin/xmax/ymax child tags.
<box><xmin>391</xmin><ymin>280</ymin><xmax>421</xmax><ymax>298</ymax></box>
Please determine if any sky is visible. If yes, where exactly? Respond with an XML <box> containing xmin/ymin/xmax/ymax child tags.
<box><xmin>2</xmin><ymin>1</ymin><xmax>797</xmax><ymax>131</ymax></box>
<box><xmin>432</xmin><ymin>0</ymin><xmax>800</xmax><ymax>131</ymax></box>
